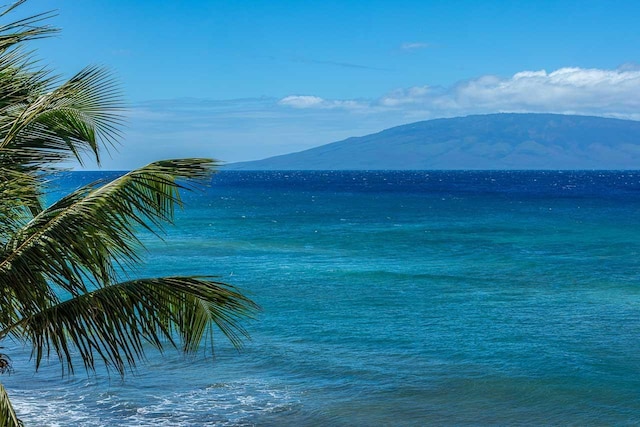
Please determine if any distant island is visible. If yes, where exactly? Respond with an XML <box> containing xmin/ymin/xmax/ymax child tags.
<box><xmin>226</xmin><ymin>113</ymin><xmax>640</xmax><ymax>170</ymax></box>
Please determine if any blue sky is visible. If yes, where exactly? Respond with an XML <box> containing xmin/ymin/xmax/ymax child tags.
<box><xmin>17</xmin><ymin>0</ymin><xmax>640</xmax><ymax>169</ymax></box>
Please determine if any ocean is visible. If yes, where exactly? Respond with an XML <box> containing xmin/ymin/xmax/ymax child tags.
<box><xmin>4</xmin><ymin>170</ymin><xmax>640</xmax><ymax>426</ymax></box>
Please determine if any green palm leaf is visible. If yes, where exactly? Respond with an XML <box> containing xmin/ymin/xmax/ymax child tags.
<box><xmin>1</xmin><ymin>277</ymin><xmax>257</xmax><ymax>376</ymax></box>
<box><xmin>0</xmin><ymin>1</ymin><xmax>56</xmax><ymax>53</ymax></box>
<box><xmin>0</xmin><ymin>58</ymin><xmax>123</xmax><ymax>224</ymax></box>
<box><xmin>0</xmin><ymin>65</ymin><xmax>124</xmax><ymax>170</ymax></box>
<box><xmin>0</xmin><ymin>159</ymin><xmax>219</xmax><ymax>326</ymax></box>
<box><xmin>0</xmin><ymin>382</ymin><xmax>21</xmax><ymax>427</ymax></box>
<box><xmin>0</xmin><ymin>170</ymin><xmax>38</xmax><ymax>238</ymax></box>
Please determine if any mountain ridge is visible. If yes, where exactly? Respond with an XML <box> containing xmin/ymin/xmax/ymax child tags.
<box><xmin>225</xmin><ymin>113</ymin><xmax>640</xmax><ymax>170</ymax></box>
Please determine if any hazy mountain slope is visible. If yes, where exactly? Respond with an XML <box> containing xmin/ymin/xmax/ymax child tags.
<box><xmin>226</xmin><ymin>113</ymin><xmax>640</xmax><ymax>170</ymax></box>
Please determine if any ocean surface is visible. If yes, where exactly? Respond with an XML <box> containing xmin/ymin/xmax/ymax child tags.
<box><xmin>4</xmin><ymin>170</ymin><xmax>640</xmax><ymax>426</ymax></box>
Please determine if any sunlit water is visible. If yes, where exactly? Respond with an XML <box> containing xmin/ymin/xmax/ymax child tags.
<box><xmin>4</xmin><ymin>171</ymin><xmax>640</xmax><ymax>425</ymax></box>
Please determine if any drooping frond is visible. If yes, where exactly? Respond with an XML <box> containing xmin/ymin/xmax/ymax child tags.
<box><xmin>0</xmin><ymin>6</ymin><xmax>61</xmax><ymax>221</ymax></box>
<box><xmin>0</xmin><ymin>10</ymin><xmax>123</xmax><ymax>223</ymax></box>
<box><xmin>0</xmin><ymin>159</ymin><xmax>217</xmax><ymax>327</ymax></box>
<box><xmin>0</xmin><ymin>382</ymin><xmax>21</xmax><ymax>427</ymax></box>
<box><xmin>0</xmin><ymin>65</ymin><xmax>124</xmax><ymax>171</ymax></box>
<box><xmin>1</xmin><ymin>277</ymin><xmax>258</xmax><ymax>376</ymax></box>
<box><xmin>0</xmin><ymin>47</ymin><xmax>51</xmax><ymax>113</ymax></box>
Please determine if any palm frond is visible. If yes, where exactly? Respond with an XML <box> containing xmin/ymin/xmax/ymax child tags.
<box><xmin>0</xmin><ymin>65</ymin><xmax>124</xmax><ymax>169</ymax></box>
<box><xmin>0</xmin><ymin>47</ymin><xmax>51</xmax><ymax>114</ymax></box>
<box><xmin>0</xmin><ymin>1</ymin><xmax>57</xmax><ymax>53</ymax></box>
<box><xmin>0</xmin><ymin>169</ymin><xmax>41</xmax><ymax>238</ymax></box>
<box><xmin>0</xmin><ymin>159</ymin><xmax>217</xmax><ymax>326</ymax></box>
<box><xmin>2</xmin><ymin>277</ymin><xmax>258</xmax><ymax>376</ymax></box>
<box><xmin>0</xmin><ymin>381</ymin><xmax>21</xmax><ymax>427</ymax></box>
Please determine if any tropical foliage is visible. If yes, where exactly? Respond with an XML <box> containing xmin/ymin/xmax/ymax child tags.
<box><xmin>0</xmin><ymin>3</ymin><xmax>257</xmax><ymax>425</ymax></box>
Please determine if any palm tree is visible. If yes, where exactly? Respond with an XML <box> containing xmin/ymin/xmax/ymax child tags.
<box><xmin>0</xmin><ymin>3</ymin><xmax>257</xmax><ymax>425</ymax></box>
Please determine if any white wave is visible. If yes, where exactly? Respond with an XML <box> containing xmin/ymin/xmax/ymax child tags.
<box><xmin>10</xmin><ymin>379</ymin><xmax>302</xmax><ymax>426</ymax></box>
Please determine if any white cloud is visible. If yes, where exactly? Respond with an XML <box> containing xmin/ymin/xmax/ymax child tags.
<box><xmin>278</xmin><ymin>95</ymin><xmax>325</xmax><ymax>108</ymax></box>
<box><xmin>266</xmin><ymin>67</ymin><xmax>640</xmax><ymax>118</ymax></box>
<box><xmin>368</xmin><ymin>67</ymin><xmax>640</xmax><ymax>116</ymax></box>
<box><xmin>278</xmin><ymin>95</ymin><xmax>366</xmax><ymax>110</ymax></box>
<box><xmin>449</xmin><ymin>67</ymin><xmax>640</xmax><ymax>112</ymax></box>
<box><xmin>380</xmin><ymin>86</ymin><xmax>431</xmax><ymax>106</ymax></box>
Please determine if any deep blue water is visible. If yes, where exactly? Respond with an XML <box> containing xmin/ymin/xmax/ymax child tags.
<box><xmin>4</xmin><ymin>171</ymin><xmax>640</xmax><ymax>426</ymax></box>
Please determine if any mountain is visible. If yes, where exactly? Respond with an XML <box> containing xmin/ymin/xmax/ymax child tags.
<box><xmin>225</xmin><ymin>113</ymin><xmax>640</xmax><ymax>170</ymax></box>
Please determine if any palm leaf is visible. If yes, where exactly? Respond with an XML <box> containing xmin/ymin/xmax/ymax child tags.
<box><xmin>0</xmin><ymin>1</ymin><xmax>57</xmax><ymax>53</ymax></box>
<box><xmin>0</xmin><ymin>159</ymin><xmax>218</xmax><ymax>326</ymax></box>
<box><xmin>0</xmin><ymin>65</ymin><xmax>124</xmax><ymax>170</ymax></box>
<box><xmin>0</xmin><ymin>382</ymin><xmax>21</xmax><ymax>427</ymax></box>
<box><xmin>0</xmin><ymin>170</ymin><xmax>40</xmax><ymax>238</ymax></box>
<box><xmin>0</xmin><ymin>47</ymin><xmax>51</xmax><ymax>114</ymax></box>
<box><xmin>1</xmin><ymin>277</ymin><xmax>258</xmax><ymax>376</ymax></box>
<box><xmin>0</xmin><ymin>41</ymin><xmax>123</xmax><ymax>221</ymax></box>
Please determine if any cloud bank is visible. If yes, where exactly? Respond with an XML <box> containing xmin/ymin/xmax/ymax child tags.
<box><xmin>280</xmin><ymin>67</ymin><xmax>640</xmax><ymax>119</ymax></box>
<box><xmin>90</xmin><ymin>66</ymin><xmax>640</xmax><ymax>169</ymax></box>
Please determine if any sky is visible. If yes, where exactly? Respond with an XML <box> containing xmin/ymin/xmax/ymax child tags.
<box><xmin>14</xmin><ymin>0</ymin><xmax>640</xmax><ymax>169</ymax></box>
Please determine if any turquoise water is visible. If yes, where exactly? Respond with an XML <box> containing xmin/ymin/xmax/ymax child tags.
<box><xmin>4</xmin><ymin>171</ymin><xmax>640</xmax><ymax>425</ymax></box>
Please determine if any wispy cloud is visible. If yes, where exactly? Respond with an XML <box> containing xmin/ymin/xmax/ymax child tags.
<box><xmin>278</xmin><ymin>95</ymin><xmax>366</xmax><ymax>110</ymax></box>
<box><xmin>97</xmin><ymin>96</ymin><xmax>389</xmax><ymax>170</ymax></box>
<box><xmin>400</xmin><ymin>42</ymin><xmax>432</xmax><ymax>51</ymax></box>
<box><xmin>616</xmin><ymin>62</ymin><xmax>640</xmax><ymax>72</ymax></box>
<box><xmin>278</xmin><ymin>95</ymin><xmax>325</xmax><ymax>108</ymax></box>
